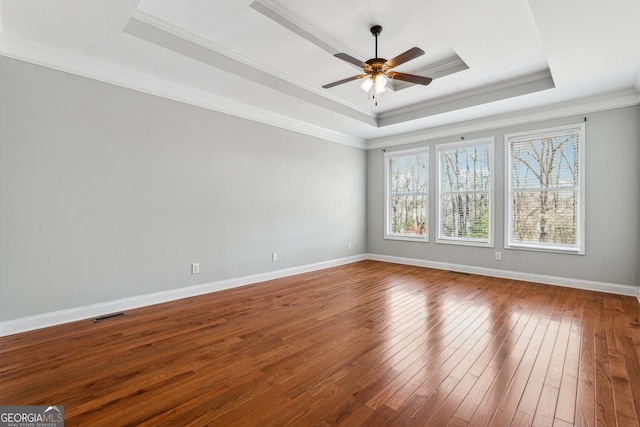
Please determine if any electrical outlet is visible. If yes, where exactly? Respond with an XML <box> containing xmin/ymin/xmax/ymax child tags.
<box><xmin>272</xmin><ymin>252</ymin><xmax>278</xmax><ymax>262</ymax></box>
<box><xmin>191</xmin><ymin>263</ymin><xmax>200</xmax><ymax>274</ymax></box>
<box><xmin>495</xmin><ymin>252</ymin><xmax>502</xmax><ymax>261</ymax></box>
<box><xmin>347</xmin><ymin>243</ymin><xmax>352</xmax><ymax>251</ymax></box>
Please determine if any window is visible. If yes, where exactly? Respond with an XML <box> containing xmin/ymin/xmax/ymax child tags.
<box><xmin>506</xmin><ymin>124</ymin><xmax>585</xmax><ymax>253</ymax></box>
<box><xmin>384</xmin><ymin>148</ymin><xmax>428</xmax><ymax>241</ymax></box>
<box><xmin>436</xmin><ymin>138</ymin><xmax>493</xmax><ymax>246</ymax></box>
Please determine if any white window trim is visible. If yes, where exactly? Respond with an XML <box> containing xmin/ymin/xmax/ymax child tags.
<box><xmin>435</xmin><ymin>137</ymin><xmax>494</xmax><ymax>247</ymax></box>
<box><xmin>384</xmin><ymin>147</ymin><xmax>429</xmax><ymax>242</ymax></box>
<box><xmin>504</xmin><ymin>123</ymin><xmax>585</xmax><ymax>254</ymax></box>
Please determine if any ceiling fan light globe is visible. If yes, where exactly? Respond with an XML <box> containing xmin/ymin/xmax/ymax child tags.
<box><xmin>376</xmin><ymin>75</ymin><xmax>387</xmax><ymax>91</ymax></box>
<box><xmin>360</xmin><ymin>77</ymin><xmax>374</xmax><ymax>92</ymax></box>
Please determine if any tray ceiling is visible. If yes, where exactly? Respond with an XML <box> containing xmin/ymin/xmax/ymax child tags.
<box><xmin>1</xmin><ymin>0</ymin><xmax>639</xmax><ymax>147</ymax></box>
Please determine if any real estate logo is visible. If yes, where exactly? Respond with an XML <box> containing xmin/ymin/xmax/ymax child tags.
<box><xmin>0</xmin><ymin>406</ymin><xmax>64</xmax><ymax>427</ymax></box>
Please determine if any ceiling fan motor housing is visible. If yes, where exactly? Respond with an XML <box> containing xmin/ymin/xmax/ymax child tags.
<box><xmin>366</xmin><ymin>58</ymin><xmax>388</xmax><ymax>69</ymax></box>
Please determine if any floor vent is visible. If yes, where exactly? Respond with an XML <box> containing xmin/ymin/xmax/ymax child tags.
<box><xmin>93</xmin><ymin>312</ymin><xmax>127</xmax><ymax>323</ymax></box>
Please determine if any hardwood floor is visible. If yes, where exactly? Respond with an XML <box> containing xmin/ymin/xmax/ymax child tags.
<box><xmin>1</xmin><ymin>260</ymin><xmax>640</xmax><ymax>426</ymax></box>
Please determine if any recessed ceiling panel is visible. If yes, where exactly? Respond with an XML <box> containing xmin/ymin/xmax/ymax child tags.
<box><xmin>1</xmin><ymin>0</ymin><xmax>637</xmax><ymax>144</ymax></box>
<box><xmin>131</xmin><ymin>0</ymin><xmax>555</xmax><ymax>126</ymax></box>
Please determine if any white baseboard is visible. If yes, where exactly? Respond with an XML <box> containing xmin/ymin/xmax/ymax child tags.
<box><xmin>367</xmin><ymin>253</ymin><xmax>640</xmax><ymax>298</ymax></box>
<box><xmin>0</xmin><ymin>254</ymin><xmax>366</xmax><ymax>337</ymax></box>
<box><xmin>2</xmin><ymin>252</ymin><xmax>638</xmax><ymax>337</ymax></box>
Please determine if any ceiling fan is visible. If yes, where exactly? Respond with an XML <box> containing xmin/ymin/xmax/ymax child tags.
<box><xmin>323</xmin><ymin>25</ymin><xmax>432</xmax><ymax>105</ymax></box>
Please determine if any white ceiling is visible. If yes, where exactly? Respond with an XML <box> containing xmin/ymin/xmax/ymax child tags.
<box><xmin>1</xmin><ymin>0</ymin><xmax>639</xmax><ymax>148</ymax></box>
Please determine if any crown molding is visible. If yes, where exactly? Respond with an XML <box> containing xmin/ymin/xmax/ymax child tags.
<box><xmin>0</xmin><ymin>1</ymin><xmax>4</xmax><ymax>34</ymax></box>
<box><xmin>378</xmin><ymin>70</ymin><xmax>555</xmax><ymax>127</ymax></box>
<box><xmin>391</xmin><ymin>56</ymin><xmax>469</xmax><ymax>92</ymax></box>
<box><xmin>2</xmin><ymin>25</ymin><xmax>635</xmax><ymax>152</ymax></box>
<box><xmin>381</xmin><ymin>71</ymin><xmax>553</xmax><ymax>119</ymax></box>
<box><xmin>0</xmin><ymin>32</ymin><xmax>367</xmax><ymax>149</ymax></box>
<box><xmin>127</xmin><ymin>12</ymin><xmax>481</xmax><ymax>129</ymax></box>
<box><xmin>367</xmin><ymin>89</ymin><xmax>640</xmax><ymax>149</ymax></box>
<box><xmin>249</xmin><ymin>0</ymin><xmax>353</xmax><ymax>58</ymax></box>
<box><xmin>128</xmin><ymin>10</ymin><xmax>375</xmax><ymax>122</ymax></box>
<box><xmin>119</xmin><ymin>8</ymin><xmax>573</xmax><ymax>135</ymax></box>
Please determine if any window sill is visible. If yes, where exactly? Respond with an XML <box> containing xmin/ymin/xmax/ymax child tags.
<box><xmin>384</xmin><ymin>235</ymin><xmax>429</xmax><ymax>243</ymax></box>
<box><xmin>506</xmin><ymin>243</ymin><xmax>584</xmax><ymax>255</ymax></box>
<box><xmin>436</xmin><ymin>238</ymin><xmax>493</xmax><ymax>248</ymax></box>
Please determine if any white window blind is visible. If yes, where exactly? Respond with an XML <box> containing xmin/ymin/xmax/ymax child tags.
<box><xmin>506</xmin><ymin>124</ymin><xmax>585</xmax><ymax>253</ymax></box>
<box><xmin>436</xmin><ymin>138</ymin><xmax>493</xmax><ymax>246</ymax></box>
<box><xmin>384</xmin><ymin>148</ymin><xmax>428</xmax><ymax>241</ymax></box>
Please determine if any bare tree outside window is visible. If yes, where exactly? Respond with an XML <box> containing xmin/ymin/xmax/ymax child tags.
<box><xmin>507</xmin><ymin>124</ymin><xmax>584</xmax><ymax>253</ymax></box>
<box><xmin>385</xmin><ymin>149</ymin><xmax>428</xmax><ymax>240</ymax></box>
<box><xmin>437</xmin><ymin>139</ymin><xmax>493</xmax><ymax>245</ymax></box>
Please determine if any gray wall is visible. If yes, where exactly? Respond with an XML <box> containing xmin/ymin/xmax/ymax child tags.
<box><xmin>0</xmin><ymin>57</ymin><xmax>367</xmax><ymax>321</ymax></box>
<box><xmin>1</xmin><ymin>54</ymin><xmax>638</xmax><ymax>324</ymax></box>
<box><xmin>368</xmin><ymin>107</ymin><xmax>640</xmax><ymax>287</ymax></box>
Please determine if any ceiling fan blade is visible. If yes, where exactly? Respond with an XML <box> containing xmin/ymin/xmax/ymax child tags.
<box><xmin>387</xmin><ymin>72</ymin><xmax>432</xmax><ymax>85</ymax></box>
<box><xmin>386</xmin><ymin>47</ymin><xmax>425</xmax><ymax>69</ymax></box>
<box><xmin>334</xmin><ymin>53</ymin><xmax>369</xmax><ymax>69</ymax></box>
<box><xmin>322</xmin><ymin>74</ymin><xmax>365</xmax><ymax>89</ymax></box>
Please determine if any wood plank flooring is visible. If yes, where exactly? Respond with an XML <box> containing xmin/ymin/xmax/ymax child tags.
<box><xmin>1</xmin><ymin>260</ymin><xmax>640</xmax><ymax>426</ymax></box>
